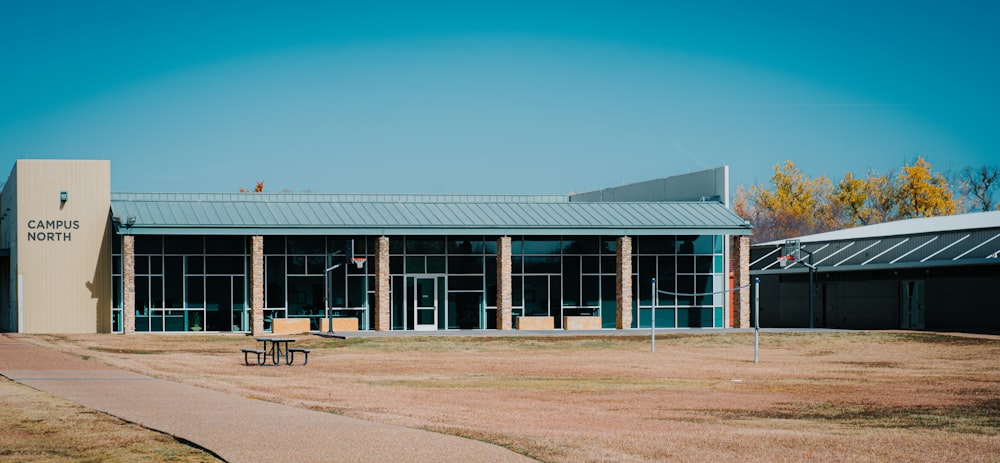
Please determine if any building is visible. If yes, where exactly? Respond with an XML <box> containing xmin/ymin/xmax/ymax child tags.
<box><xmin>2</xmin><ymin>159</ymin><xmax>753</xmax><ymax>334</ymax></box>
<box><xmin>750</xmin><ymin>212</ymin><xmax>1000</xmax><ymax>331</ymax></box>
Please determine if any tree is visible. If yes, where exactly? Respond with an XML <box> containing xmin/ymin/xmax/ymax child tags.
<box><xmin>735</xmin><ymin>161</ymin><xmax>845</xmax><ymax>243</ymax></box>
<box><xmin>958</xmin><ymin>165</ymin><xmax>999</xmax><ymax>212</ymax></box>
<box><xmin>895</xmin><ymin>157</ymin><xmax>955</xmax><ymax>218</ymax></box>
<box><xmin>836</xmin><ymin>169</ymin><xmax>897</xmax><ymax>226</ymax></box>
<box><xmin>240</xmin><ymin>181</ymin><xmax>265</xmax><ymax>193</ymax></box>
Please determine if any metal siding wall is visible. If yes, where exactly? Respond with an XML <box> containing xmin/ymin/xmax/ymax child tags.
<box><xmin>15</xmin><ymin>160</ymin><xmax>111</xmax><ymax>333</ymax></box>
<box><xmin>821</xmin><ymin>280</ymin><xmax>898</xmax><ymax>329</ymax></box>
<box><xmin>926</xmin><ymin>273</ymin><xmax>1000</xmax><ymax>330</ymax></box>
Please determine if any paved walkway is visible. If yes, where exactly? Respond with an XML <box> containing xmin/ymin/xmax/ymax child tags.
<box><xmin>0</xmin><ymin>335</ymin><xmax>536</xmax><ymax>463</ymax></box>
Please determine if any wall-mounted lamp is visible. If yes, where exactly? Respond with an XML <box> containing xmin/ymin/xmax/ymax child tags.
<box><xmin>126</xmin><ymin>215</ymin><xmax>136</xmax><ymax>227</ymax></box>
<box><xmin>60</xmin><ymin>191</ymin><xmax>68</xmax><ymax>202</ymax></box>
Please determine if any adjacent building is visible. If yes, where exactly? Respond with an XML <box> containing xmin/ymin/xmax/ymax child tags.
<box><xmin>2</xmin><ymin>159</ymin><xmax>753</xmax><ymax>334</ymax></box>
<box><xmin>750</xmin><ymin>212</ymin><xmax>1000</xmax><ymax>331</ymax></box>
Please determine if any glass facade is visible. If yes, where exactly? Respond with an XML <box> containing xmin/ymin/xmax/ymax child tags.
<box><xmin>635</xmin><ymin>235</ymin><xmax>726</xmax><ymax>328</ymax></box>
<box><xmin>112</xmin><ymin>233</ymin><xmax>728</xmax><ymax>332</ymax></box>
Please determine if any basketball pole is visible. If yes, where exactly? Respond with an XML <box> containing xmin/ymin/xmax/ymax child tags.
<box><xmin>754</xmin><ymin>277</ymin><xmax>760</xmax><ymax>364</ymax></box>
<box><xmin>650</xmin><ymin>278</ymin><xmax>656</xmax><ymax>353</ymax></box>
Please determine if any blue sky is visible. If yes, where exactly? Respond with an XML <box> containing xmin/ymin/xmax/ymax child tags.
<box><xmin>2</xmin><ymin>1</ymin><xmax>997</xmax><ymax>195</ymax></box>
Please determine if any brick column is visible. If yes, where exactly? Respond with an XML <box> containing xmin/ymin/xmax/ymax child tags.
<box><xmin>373</xmin><ymin>236</ymin><xmax>391</xmax><ymax>331</ymax></box>
<box><xmin>496</xmin><ymin>236</ymin><xmax>512</xmax><ymax>330</ymax></box>
<box><xmin>731</xmin><ymin>235</ymin><xmax>751</xmax><ymax>328</ymax></box>
<box><xmin>250</xmin><ymin>236</ymin><xmax>265</xmax><ymax>335</ymax></box>
<box><xmin>616</xmin><ymin>236</ymin><xmax>633</xmax><ymax>330</ymax></box>
<box><xmin>122</xmin><ymin>235</ymin><xmax>135</xmax><ymax>334</ymax></box>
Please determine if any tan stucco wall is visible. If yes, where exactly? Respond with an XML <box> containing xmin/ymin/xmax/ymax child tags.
<box><xmin>13</xmin><ymin>160</ymin><xmax>111</xmax><ymax>333</ymax></box>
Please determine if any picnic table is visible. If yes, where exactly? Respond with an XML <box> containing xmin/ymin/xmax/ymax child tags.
<box><xmin>254</xmin><ymin>337</ymin><xmax>297</xmax><ymax>365</ymax></box>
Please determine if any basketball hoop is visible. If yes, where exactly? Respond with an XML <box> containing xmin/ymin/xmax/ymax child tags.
<box><xmin>777</xmin><ymin>255</ymin><xmax>796</xmax><ymax>268</ymax></box>
<box><xmin>351</xmin><ymin>257</ymin><xmax>367</xmax><ymax>269</ymax></box>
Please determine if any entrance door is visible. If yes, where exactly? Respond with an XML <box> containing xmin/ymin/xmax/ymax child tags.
<box><xmin>412</xmin><ymin>276</ymin><xmax>440</xmax><ymax>331</ymax></box>
<box><xmin>900</xmin><ymin>281</ymin><xmax>925</xmax><ymax>329</ymax></box>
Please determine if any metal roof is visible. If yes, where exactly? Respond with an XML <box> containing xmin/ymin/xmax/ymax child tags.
<box><xmin>110</xmin><ymin>193</ymin><xmax>752</xmax><ymax>236</ymax></box>
<box><xmin>751</xmin><ymin>211</ymin><xmax>1000</xmax><ymax>273</ymax></box>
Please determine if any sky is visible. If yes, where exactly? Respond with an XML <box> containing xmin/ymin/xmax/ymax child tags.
<box><xmin>1</xmin><ymin>1</ymin><xmax>998</xmax><ymax>196</ymax></box>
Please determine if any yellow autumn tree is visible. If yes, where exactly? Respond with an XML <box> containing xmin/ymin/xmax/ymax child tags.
<box><xmin>836</xmin><ymin>169</ymin><xmax>897</xmax><ymax>226</ymax></box>
<box><xmin>895</xmin><ymin>157</ymin><xmax>955</xmax><ymax>218</ymax></box>
<box><xmin>737</xmin><ymin>161</ymin><xmax>845</xmax><ymax>243</ymax></box>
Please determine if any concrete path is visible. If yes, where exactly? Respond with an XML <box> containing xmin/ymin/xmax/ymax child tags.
<box><xmin>0</xmin><ymin>336</ymin><xmax>537</xmax><ymax>463</ymax></box>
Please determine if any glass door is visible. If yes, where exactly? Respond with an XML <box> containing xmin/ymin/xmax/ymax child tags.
<box><xmin>411</xmin><ymin>276</ymin><xmax>440</xmax><ymax>331</ymax></box>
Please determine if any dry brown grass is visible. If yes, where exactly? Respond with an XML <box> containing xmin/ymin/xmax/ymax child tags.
<box><xmin>0</xmin><ymin>377</ymin><xmax>221</xmax><ymax>462</ymax></box>
<box><xmin>16</xmin><ymin>331</ymin><xmax>1000</xmax><ymax>463</ymax></box>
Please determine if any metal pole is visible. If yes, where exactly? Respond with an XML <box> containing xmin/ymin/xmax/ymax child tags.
<box><xmin>808</xmin><ymin>252</ymin><xmax>814</xmax><ymax>329</ymax></box>
<box><xmin>754</xmin><ymin>277</ymin><xmax>759</xmax><ymax>364</ymax></box>
<box><xmin>650</xmin><ymin>278</ymin><xmax>656</xmax><ymax>353</ymax></box>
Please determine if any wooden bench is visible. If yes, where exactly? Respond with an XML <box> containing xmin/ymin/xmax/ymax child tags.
<box><xmin>288</xmin><ymin>348</ymin><xmax>311</xmax><ymax>366</ymax></box>
<box><xmin>241</xmin><ymin>348</ymin><xmax>265</xmax><ymax>366</ymax></box>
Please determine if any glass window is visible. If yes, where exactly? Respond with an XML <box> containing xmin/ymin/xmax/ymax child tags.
<box><xmin>149</xmin><ymin>276</ymin><xmax>163</xmax><ymax>309</ymax></box>
<box><xmin>694</xmin><ymin>235</ymin><xmax>715</xmax><ymax>254</ymax></box>
<box><xmin>677</xmin><ymin>256</ymin><xmax>695</xmax><ymax>274</ymax></box>
<box><xmin>205</xmin><ymin>236</ymin><xmax>244</xmax><ymax>254</ymax></box>
<box><xmin>511</xmin><ymin>256</ymin><xmax>523</xmax><ymax>274</ymax></box>
<box><xmin>135</xmin><ymin>236</ymin><xmax>162</xmax><ymax>254</ymax></box>
<box><xmin>696</xmin><ymin>256</ymin><xmax>713</xmax><ymax>274</ymax></box>
<box><xmin>601</xmin><ymin>256</ymin><xmax>616</xmax><ymax>274</ymax></box>
<box><xmin>164</xmin><ymin>236</ymin><xmax>202</xmax><ymax>254</ymax></box>
<box><xmin>427</xmin><ymin>256</ymin><xmax>446</xmax><ymax>273</ymax></box>
<box><xmin>636</xmin><ymin>236</ymin><xmax>674</xmax><ymax>254</ymax></box>
<box><xmin>405</xmin><ymin>256</ymin><xmax>425</xmax><ymax>274</ymax></box>
<box><xmin>265</xmin><ymin>256</ymin><xmax>285</xmax><ymax>308</ymax></box>
<box><xmin>390</xmin><ymin>256</ymin><xmax>404</xmax><ymax>274</ymax></box>
<box><xmin>287</xmin><ymin>236</ymin><xmax>324</xmax><ymax>254</ymax></box>
<box><xmin>677</xmin><ymin>275</ymin><xmax>695</xmax><ymax>306</ymax></box>
<box><xmin>581</xmin><ymin>256</ymin><xmax>599</xmax><ymax>274</ymax></box>
<box><xmin>448</xmin><ymin>237</ymin><xmax>484</xmax><ymax>254</ymax></box>
<box><xmin>523</xmin><ymin>256</ymin><xmax>560</xmax><ymax>274</ymax></box>
<box><xmin>186</xmin><ymin>276</ymin><xmax>204</xmax><ymax>308</ymax></box>
<box><xmin>389</xmin><ymin>238</ymin><xmax>405</xmax><ymax>254</ymax></box>
<box><xmin>601</xmin><ymin>237</ymin><xmax>617</xmax><ymax>254</ymax></box>
<box><xmin>696</xmin><ymin>275</ymin><xmax>713</xmax><ymax>305</ymax></box>
<box><xmin>263</xmin><ymin>236</ymin><xmax>284</xmax><ymax>254</ymax></box>
<box><xmin>406</xmin><ymin>237</ymin><xmax>445</xmax><ymax>254</ymax></box>
<box><xmin>676</xmin><ymin>236</ymin><xmax>697</xmax><ymax>254</ymax></box>
<box><xmin>287</xmin><ymin>256</ymin><xmax>306</xmax><ymax>274</ymax></box>
<box><xmin>347</xmin><ymin>275</ymin><xmax>366</xmax><ymax>307</ymax></box>
<box><xmin>164</xmin><ymin>257</ymin><xmax>183</xmax><ymax>308</ymax></box>
<box><xmin>523</xmin><ymin>275</ymin><xmax>549</xmax><ymax>316</ymax></box>
<box><xmin>149</xmin><ymin>256</ymin><xmax>162</xmax><ymax>275</ymax></box>
<box><xmin>448</xmin><ymin>256</ymin><xmax>483</xmax><ymax>274</ymax></box>
<box><xmin>449</xmin><ymin>276</ymin><xmax>483</xmax><ymax>291</ymax></box>
<box><xmin>582</xmin><ymin>275</ymin><xmax>599</xmax><ymax>306</ymax></box>
<box><xmin>657</xmin><ymin>256</ymin><xmax>676</xmax><ymax>279</ymax></box>
<box><xmin>483</xmin><ymin>238</ymin><xmax>498</xmax><ymax>255</ymax></box>
<box><xmin>207</xmin><ymin>256</ymin><xmax>244</xmax><ymax>274</ymax></box>
<box><xmin>135</xmin><ymin>256</ymin><xmax>149</xmax><ymax>275</ymax></box>
<box><xmin>307</xmin><ymin>256</ymin><xmax>325</xmax><ymax>275</ymax></box>
<box><xmin>186</xmin><ymin>256</ymin><xmax>204</xmax><ymax>274</ymax></box>
<box><xmin>522</xmin><ymin>238</ymin><xmax>561</xmax><ymax>255</ymax></box>
<box><xmin>562</xmin><ymin>236</ymin><xmax>600</xmax><ymax>254</ymax></box>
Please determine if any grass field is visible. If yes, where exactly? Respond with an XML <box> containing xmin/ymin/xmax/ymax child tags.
<box><xmin>11</xmin><ymin>331</ymin><xmax>1000</xmax><ymax>462</ymax></box>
